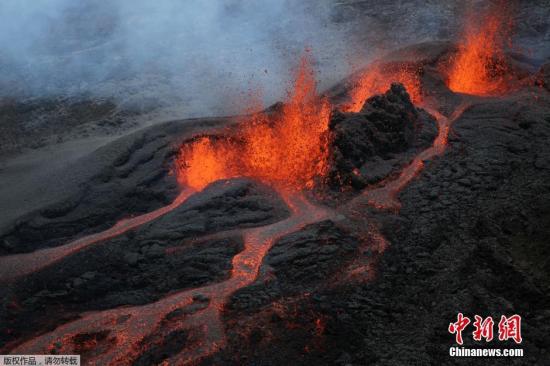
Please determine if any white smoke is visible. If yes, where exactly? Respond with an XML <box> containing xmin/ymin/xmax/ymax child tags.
<box><xmin>1</xmin><ymin>0</ymin><xmax>547</xmax><ymax>118</ymax></box>
<box><xmin>0</xmin><ymin>0</ymin><xmax>362</xmax><ymax>117</ymax></box>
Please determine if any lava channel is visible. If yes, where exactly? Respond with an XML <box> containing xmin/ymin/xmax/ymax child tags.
<box><xmin>0</xmin><ymin>189</ymin><xmax>195</xmax><ymax>283</ymax></box>
<box><xmin>356</xmin><ymin>103</ymin><xmax>470</xmax><ymax>211</ymax></box>
<box><xmin>7</xmin><ymin>191</ymin><xmax>335</xmax><ymax>366</ymax></box>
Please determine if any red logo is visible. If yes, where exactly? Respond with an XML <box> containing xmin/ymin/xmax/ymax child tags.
<box><xmin>472</xmin><ymin>315</ymin><xmax>494</xmax><ymax>342</ymax></box>
<box><xmin>448</xmin><ymin>313</ymin><xmax>470</xmax><ymax>345</ymax></box>
<box><xmin>498</xmin><ymin>315</ymin><xmax>522</xmax><ymax>344</ymax></box>
<box><xmin>449</xmin><ymin>314</ymin><xmax>522</xmax><ymax>344</ymax></box>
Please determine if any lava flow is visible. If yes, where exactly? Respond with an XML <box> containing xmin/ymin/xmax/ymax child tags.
<box><xmin>445</xmin><ymin>3</ymin><xmax>513</xmax><ymax>95</ymax></box>
<box><xmin>356</xmin><ymin>103</ymin><xmax>470</xmax><ymax>211</ymax></box>
<box><xmin>8</xmin><ymin>192</ymin><xmax>334</xmax><ymax>366</ymax></box>
<box><xmin>0</xmin><ymin>188</ymin><xmax>195</xmax><ymax>283</ymax></box>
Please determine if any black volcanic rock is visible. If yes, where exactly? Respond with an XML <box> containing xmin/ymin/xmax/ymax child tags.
<box><xmin>328</xmin><ymin>83</ymin><xmax>436</xmax><ymax>188</ymax></box>
<box><xmin>213</xmin><ymin>84</ymin><xmax>550</xmax><ymax>366</ymax></box>
<box><xmin>0</xmin><ymin>116</ymin><xmax>234</xmax><ymax>255</ymax></box>
<box><xmin>0</xmin><ymin>178</ymin><xmax>289</xmax><ymax>346</ymax></box>
<box><xmin>226</xmin><ymin>220</ymin><xmax>359</xmax><ymax>313</ymax></box>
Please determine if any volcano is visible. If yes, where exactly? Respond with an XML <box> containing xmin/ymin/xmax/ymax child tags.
<box><xmin>1</xmin><ymin>3</ymin><xmax>550</xmax><ymax>366</ymax></box>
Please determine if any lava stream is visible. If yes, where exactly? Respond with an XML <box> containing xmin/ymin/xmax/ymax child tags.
<box><xmin>357</xmin><ymin>103</ymin><xmax>470</xmax><ymax>211</ymax></box>
<box><xmin>0</xmin><ymin>189</ymin><xmax>195</xmax><ymax>283</ymax></box>
<box><xmin>8</xmin><ymin>192</ymin><xmax>335</xmax><ymax>366</ymax></box>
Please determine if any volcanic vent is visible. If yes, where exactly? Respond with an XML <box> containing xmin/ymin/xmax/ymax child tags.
<box><xmin>2</xmin><ymin>3</ymin><xmax>550</xmax><ymax>365</ymax></box>
<box><xmin>175</xmin><ymin>55</ymin><xmax>331</xmax><ymax>192</ymax></box>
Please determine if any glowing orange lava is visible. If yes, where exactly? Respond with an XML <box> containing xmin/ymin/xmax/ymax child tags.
<box><xmin>176</xmin><ymin>55</ymin><xmax>331</xmax><ymax>191</ymax></box>
<box><xmin>446</xmin><ymin>5</ymin><xmax>513</xmax><ymax>95</ymax></box>
<box><xmin>177</xmin><ymin>136</ymin><xmax>238</xmax><ymax>190</ymax></box>
<box><xmin>341</xmin><ymin>64</ymin><xmax>422</xmax><ymax>113</ymax></box>
<box><xmin>357</xmin><ymin>104</ymin><xmax>470</xmax><ymax>211</ymax></box>
<box><xmin>9</xmin><ymin>193</ymin><xmax>335</xmax><ymax>366</ymax></box>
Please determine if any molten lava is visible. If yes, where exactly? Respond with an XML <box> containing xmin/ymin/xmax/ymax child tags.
<box><xmin>177</xmin><ymin>55</ymin><xmax>331</xmax><ymax>191</ymax></box>
<box><xmin>342</xmin><ymin>64</ymin><xmax>422</xmax><ymax>113</ymax></box>
<box><xmin>356</xmin><ymin>104</ymin><xmax>470</xmax><ymax>211</ymax></box>
<box><xmin>177</xmin><ymin>136</ymin><xmax>238</xmax><ymax>191</ymax></box>
<box><xmin>446</xmin><ymin>4</ymin><xmax>513</xmax><ymax>95</ymax></box>
<box><xmin>9</xmin><ymin>193</ymin><xmax>335</xmax><ymax>366</ymax></box>
<box><xmin>0</xmin><ymin>189</ymin><xmax>195</xmax><ymax>283</ymax></box>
